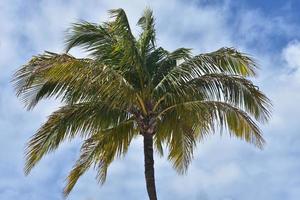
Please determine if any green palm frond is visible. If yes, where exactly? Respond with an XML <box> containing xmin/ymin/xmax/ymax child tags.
<box><xmin>187</xmin><ymin>73</ymin><xmax>271</xmax><ymax>122</ymax></box>
<box><xmin>203</xmin><ymin>48</ymin><xmax>257</xmax><ymax>76</ymax></box>
<box><xmin>144</xmin><ymin>47</ymin><xmax>168</xmax><ymax>80</ymax></box>
<box><xmin>150</xmin><ymin>48</ymin><xmax>192</xmax><ymax>88</ymax></box>
<box><xmin>152</xmin><ymin>73</ymin><xmax>270</xmax><ymax>125</ymax></box>
<box><xmin>153</xmin><ymin>47</ymin><xmax>257</xmax><ymax>94</ymax></box>
<box><xmin>155</xmin><ymin>106</ymin><xmax>211</xmax><ymax>173</ymax></box>
<box><xmin>156</xmin><ymin>111</ymin><xmax>198</xmax><ymax>173</ymax></box>
<box><xmin>13</xmin><ymin>52</ymin><xmax>136</xmax><ymax>110</ymax></box>
<box><xmin>25</xmin><ymin>102</ymin><xmax>129</xmax><ymax>175</ymax></box>
<box><xmin>65</xmin><ymin>21</ymin><xmax>110</xmax><ymax>53</ymax></box>
<box><xmin>167</xmin><ymin>126</ymin><xmax>196</xmax><ymax>174</ymax></box>
<box><xmin>64</xmin><ymin>119</ymin><xmax>137</xmax><ymax>196</ymax></box>
<box><xmin>13</xmin><ymin>52</ymin><xmax>90</xmax><ymax>108</ymax></box>
<box><xmin>137</xmin><ymin>7</ymin><xmax>156</xmax><ymax>60</ymax></box>
<box><xmin>65</xmin><ymin>9</ymin><xmax>144</xmax><ymax>88</ymax></box>
<box><xmin>108</xmin><ymin>9</ymin><xmax>144</xmax><ymax>83</ymax></box>
<box><xmin>159</xmin><ymin>100</ymin><xmax>264</xmax><ymax>148</ymax></box>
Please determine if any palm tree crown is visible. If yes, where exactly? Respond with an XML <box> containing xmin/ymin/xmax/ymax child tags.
<box><xmin>13</xmin><ymin>8</ymin><xmax>271</xmax><ymax>199</ymax></box>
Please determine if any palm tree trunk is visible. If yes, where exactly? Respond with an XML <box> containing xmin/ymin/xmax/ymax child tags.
<box><xmin>143</xmin><ymin>133</ymin><xmax>158</xmax><ymax>200</ymax></box>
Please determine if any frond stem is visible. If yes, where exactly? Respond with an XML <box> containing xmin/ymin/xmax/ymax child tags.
<box><xmin>152</xmin><ymin>94</ymin><xmax>167</xmax><ymax>112</ymax></box>
<box><xmin>136</xmin><ymin>94</ymin><xmax>147</xmax><ymax>115</ymax></box>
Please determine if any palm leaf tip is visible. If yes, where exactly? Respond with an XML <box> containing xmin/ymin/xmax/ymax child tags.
<box><xmin>63</xmin><ymin>138</ymin><xmax>98</xmax><ymax>197</ymax></box>
<box><xmin>63</xmin><ymin>168</ymin><xmax>81</xmax><ymax>197</ymax></box>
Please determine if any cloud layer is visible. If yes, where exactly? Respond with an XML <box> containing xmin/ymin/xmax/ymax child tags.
<box><xmin>1</xmin><ymin>0</ymin><xmax>300</xmax><ymax>199</ymax></box>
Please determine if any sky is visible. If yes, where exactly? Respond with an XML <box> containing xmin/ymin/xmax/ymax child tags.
<box><xmin>1</xmin><ymin>0</ymin><xmax>300</xmax><ymax>199</ymax></box>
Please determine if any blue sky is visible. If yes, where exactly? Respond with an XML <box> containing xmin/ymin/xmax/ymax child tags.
<box><xmin>1</xmin><ymin>0</ymin><xmax>300</xmax><ymax>199</ymax></box>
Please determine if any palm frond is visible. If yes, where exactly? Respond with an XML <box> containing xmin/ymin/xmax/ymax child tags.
<box><xmin>108</xmin><ymin>9</ymin><xmax>144</xmax><ymax>80</ymax></box>
<box><xmin>137</xmin><ymin>7</ymin><xmax>156</xmax><ymax>60</ymax></box>
<box><xmin>144</xmin><ymin>47</ymin><xmax>169</xmax><ymax>83</ymax></box>
<box><xmin>65</xmin><ymin>21</ymin><xmax>110</xmax><ymax>53</ymax></box>
<box><xmin>167</xmin><ymin>127</ymin><xmax>196</xmax><ymax>174</ymax></box>
<box><xmin>149</xmin><ymin>47</ymin><xmax>191</xmax><ymax>92</ymax></box>
<box><xmin>65</xmin><ymin>10</ymin><xmax>144</xmax><ymax>89</ymax></box>
<box><xmin>158</xmin><ymin>100</ymin><xmax>265</xmax><ymax>148</ymax></box>
<box><xmin>13</xmin><ymin>52</ymin><xmax>136</xmax><ymax>110</ymax></box>
<box><xmin>153</xmin><ymin>47</ymin><xmax>257</xmax><ymax>94</ymax></box>
<box><xmin>64</xmin><ymin>120</ymin><xmax>136</xmax><ymax>196</ymax></box>
<box><xmin>187</xmin><ymin>74</ymin><xmax>271</xmax><ymax>122</ymax></box>
<box><xmin>24</xmin><ymin>102</ymin><xmax>129</xmax><ymax>175</ymax></box>
<box><xmin>202</xmin><ymin>48</ymin><xmax>257</xmax><ymax>76</ymax></box>
<box><xmin>155</xmin><ymin>109</ymin><xmax>209</xmax><ymax>173</ymax></box>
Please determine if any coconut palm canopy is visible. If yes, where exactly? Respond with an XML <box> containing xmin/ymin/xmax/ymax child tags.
<box><xmin>13</xmin><ymin>8</ymin><xmax>271</xmax><ymax>200</ymax></box>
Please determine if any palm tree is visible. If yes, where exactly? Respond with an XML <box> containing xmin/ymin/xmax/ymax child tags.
<box><xmin>13</xmin><ymin>8</ymin><xmax>271</xmax><ymax>200</ymax></box>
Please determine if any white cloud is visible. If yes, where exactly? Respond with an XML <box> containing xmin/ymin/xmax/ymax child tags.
<box><xmin>1</xmin><ymin>0</ymin><xmax>300</xmax><ymax>200</ymax></box>
<box><xmin>282</xmin><ymin>40</ymin><xmax>300</xmax><ymax>80</ymax></box>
